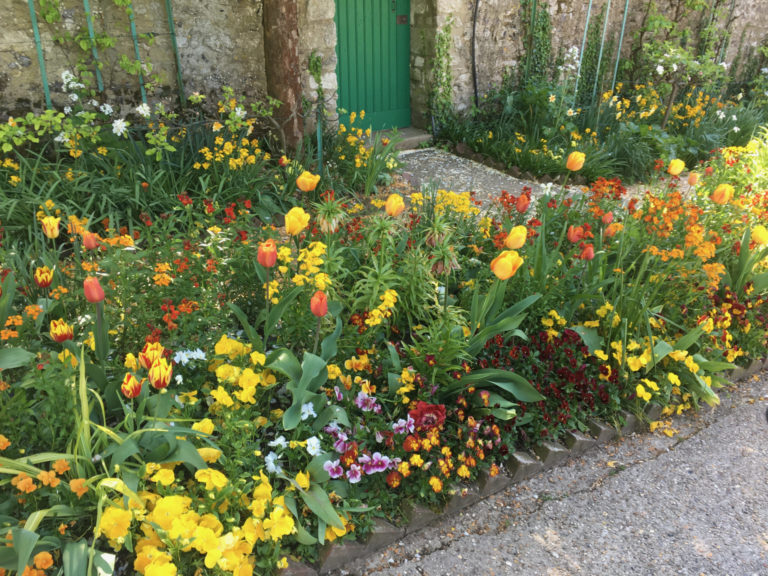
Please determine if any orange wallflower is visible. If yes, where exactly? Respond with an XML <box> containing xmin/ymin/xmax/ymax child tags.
<box><xmin>0</xmin><ymin>434</ymin><xmax>10</xmax><ymax>450</ymax></box>
<box><xmin>53</xmin><ymin>459</ymin><xmax>70</xmax><ymax>475</ymax></box>
<box><xmin>69</xmin><ymin>478</ymin><xmax>89</xmax><ymax>498</ymax></box>
<box><xmin>37</xmin><ymin>470</ymin><xmax>60</xmax><ymax>488</ymax></box>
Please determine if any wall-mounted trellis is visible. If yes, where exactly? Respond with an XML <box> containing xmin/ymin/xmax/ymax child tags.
<box><xmin>23</xmin><ymin>0</ymin><xmax>185</xmax><ymax>109</ymax></box>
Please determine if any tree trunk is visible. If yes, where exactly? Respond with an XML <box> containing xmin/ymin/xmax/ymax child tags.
<box><xmin>263</xmin><ymin>0</ymin><xmax>303</xmax><ymax>149</ymax></box>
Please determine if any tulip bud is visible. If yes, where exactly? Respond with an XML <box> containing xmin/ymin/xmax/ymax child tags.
<box><xmin>515</xmin><ymin>194</ymin><xmax>531</xmax><ymax>214</ymax></box>
<box><xmin>567</xmin><ymin>225</ymin><xmax>585</xmax><ymax>243</ymax></box>
<box><xmin>667</xmin><ymin>159</ymin><xmax>685</xmax><ymax>176</ymax></box>
<box><xmin>257</xmin><ymin>238</ymin><xmax>278</xmax><ymax>268</ymax></box>
<box><xmin>752</xmin><ymin>225</ymin><xmax>768</xmax><ymax>246</ymax></box>
<box><xmin>385</xmin><ymin>194</ymin><xmax>406</xmax><ymax>217</ymax></box>
<box><xmin>687</xmin><ymin>172</ymin><xmax>699</xmax><ymax>186</ymax></box>
<box><xmin>121</xmin><ymin>373</ymin><xmax>143</xmax><ymax>399</ymax></box>
<box><xmin>278</xmin><ymin>155</ymin><xmax>290</xmax><ymax>167</ymax></box>
<box><xmin>710</xmin><ymin>183</ymin><xmax>734</xmax><ymax>205</ymax></box>
<box><xmin>83</xmin><ymin>276</ymin><xmax>105</xmax><ymax>303</ymax></box>
<box><xmin>566</xmin><ymin>151</ymin><xmax>586</xmax><ymax>172</ymax></box>
<box><xmin>284</xmin><ymin>207</ymin><xmax>310</xmax><ymax>236</ymax></box>
<box><xmin>310</xmin><ymin>290</ymin><xmax>328</xmax><ymax>317</ymax></box>
<box><xmin>41</xmin><ymin>216</ymin><xmax>61</xmax><ymax>239</ymax></box>
<box><xmin>504</xmin><ymin>225</ymin><xmax>527</xmax><ymax>249</ymax></box>
<box><xmin>296</xmin><ymin>171</ymin><xmax>321</xmax><ymax>193</ymax></box>
<box><xmin>49</xmin><ymin>318</ymin><xmax>74</xmax><ymax>343</ymax></box>
<box><xmin>148</xmin><ymin>358</ymin><xmax>172</xmax><ymax>390</ymax></box>
<box><xmin>34</xmin><ymin>266</ymin><xmax>53</xmax><ymax>288</ymax></box>
<box><xmin>579</xmin><ymin>244</ymin><xmax>595</xmax><ymax>260</ymax></box>
<box><xmin>82</xmin><ymin>232</ymin><xmax>99</xmax><ymax>250</ymax></box>
<box><xmin>490</xmin><ymin>250</ymin><xmax>523</xmax><ymax>280</ymax></box>
<box><xmin>139</xmin><ymin>342</ymin><xmax>165</xmax><ymax>370</ymax></box>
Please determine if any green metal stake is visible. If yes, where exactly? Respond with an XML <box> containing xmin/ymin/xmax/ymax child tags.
<box><xmin>591</xmin><ymin>0</ymin><xmax>612</xmax><ymax>107</ymax></box>
<box><xmin>127</xmin><ymin>1</ymin><xmax>147</xmax><ymax>104</ymax></box>
<box><xmin>316</xmin><ymin>105</ymin><xmax>323</xmax><ymax>171</ymax></box>
<box><xmin>81</xmin><ymin>0</ymin><xmax>104</xmax><ymax>92</ymax></box>
<box><xmin>27</xmin><ymin>0</ymin><xmax>52</xmax><ymax>109</ymax></box>
<box><xmin>612</xmin><ymin>0</ymin><xmax>630</xmax><ymax>93</ymax></box>
<box><xmin>163</xmin><ymin>0</ymin><xmax>186</xmax><ymax>107</ymax></box>
<box><xmin>576</xmin><ymin>0</ymin><xmax>593</xmax><ymax>98</ymax></box>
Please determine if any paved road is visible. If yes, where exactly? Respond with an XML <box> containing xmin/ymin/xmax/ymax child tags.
<box><xmin>337</xmin><ymin>369</ymin><xmax>768</xmax><ymax>576</ymax></box>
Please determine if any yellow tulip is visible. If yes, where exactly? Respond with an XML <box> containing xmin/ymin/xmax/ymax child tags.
<box><xmin>504</xmin><ymin>225</ymin><xmax>527</xmax><ymax>249</ymax></box>
<box><xmin>667</xmin><ymin>158</ymin><xmax>685</xmax><ymax>176</ymax></box>
<box><xmin>490</xmin><ymin>250</ymin><xmax>523</xmax><ymax>280</ymax></box>
<box><xmin>296</xmin><ymin>171</ymin><xmax>321</xmax><ymax>193</ymax></box>
<box><xmin>710</xmin><ymin>183</ymin><xmax>734</xmax><ymax>205</ymax></box>
<box><xmin>385</xmin><ymin>193</ymin><xmax>406</xmax><ymax>217</ymax></box>
<box><xmin>566</xmin><ymin>151</ymin><xmax>585</xmax><ymax>171</ymax></box>
<box><xmin>284</xmin><ymin>206</ymin><xmax>310</xmax><ymax>236</ymax></box>
<box><xmin>752</xmin><ymin>225</ymin><xmax>768</xmax><ymax>246</ymax></box>
<box><xmin>41</xmin><ymin>216</ymin><xmax>60</xmax><ymax>239</ymax></box>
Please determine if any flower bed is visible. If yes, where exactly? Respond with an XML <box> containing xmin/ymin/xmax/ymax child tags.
<box><xmin>1</xmin><ymin>95</ymin><xmax>768</xmax><ymax>575</ymax></box>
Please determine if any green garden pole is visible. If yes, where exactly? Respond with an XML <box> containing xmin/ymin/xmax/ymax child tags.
<box><xmin>163</xmin><ymin>0</ymin><xmax>186</xmax><ymax>107</ymax></box>
<box><xmin>525</xmin><ymin>0</ymin><xmax>537</xmax><ymax>85</ymax></box>
<box><xmin>127</xmin><ymin>1</ymin><xmax>147</xmax><ymax>104</ymax></box>
<box><xmin>27</xmin><ymin>0</ymin><xmax>52</xmax><ymax>108</ymax></box>
<box><xmin>81</xmin><ymin>0</ymin><xmax>104</xmax><ymax>91</ymax></box>
<box><xmin>591</xmin><ymin>0</ymin><xmax>612</xmax><ymax>107</ymax></box>
<box><xmin>612</xmin><ymin>0</ymin><xmax>630</xmax><ymax>93</ymax></box>
<box><xmin>576</xmin><ymin>0</ymin><xmax>593</xmax><ymax>96</ymax></box>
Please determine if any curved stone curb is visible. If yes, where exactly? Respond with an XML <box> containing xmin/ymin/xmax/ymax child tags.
<box><xmin>281</xmin><ymin>362</ymin><xmax>767</xmax><ymax>576</ymax></box>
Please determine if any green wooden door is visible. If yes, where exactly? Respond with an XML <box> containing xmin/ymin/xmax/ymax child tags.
<box><xmin>335</xmin><ymin>0</ymin><xmax>411</xmax><ymax>130</ymax></box>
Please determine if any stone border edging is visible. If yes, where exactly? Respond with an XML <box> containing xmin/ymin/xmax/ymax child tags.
<box><xmin>281</xmin><ymin>359</ymin><xmax>767</xmax><ymax>576</ymax></box>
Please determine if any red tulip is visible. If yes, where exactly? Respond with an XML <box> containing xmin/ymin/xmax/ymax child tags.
<box><xmin>49</xmin><ymin>318</ymin><xmax>74</xmax><ymax>343</ymax></box>
<box><xmin>34</xmin><ymin>266</ymin><xmax>53</xmax><ymax>288</ymax></box>
<box><xmin>567</xmin><ymin>225</ymin><xmax>585</xmax><ymax>243</ymax></box>
<box><xmin>82</xmin><ymin>232</ymin><xmax>99</xmax><ymax>250</ymax></box>
<box><xmin>515</xmin><ymin>194</ymin><xmax>531</xmax><ymax>214</ymax></box>
<box><xmin>148</xmin><ymin>358</ymin><xmax>172</xmax><ymax>390</ymax></box>
<box><xmin>601</xmin><ymin>211</ymin><xmax>614</xmax><ymax>225</ymax></box>
<box><xmin>83</xmin><ymin>276</ymin><xmax>105</xmax><ymax>303</ymax></box>
<box><xmin>310</xmin><ymin>291</ymin><xmax>328</xmax><ymax>317</ymax></box>
<box><xmin>579</xmin><ymin>244</ymin><xmax>595</xmax><ymax>260</ymax></box>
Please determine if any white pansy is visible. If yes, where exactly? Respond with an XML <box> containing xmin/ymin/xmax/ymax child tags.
<box><xmin>112</xmin><ymin>118</ymin><xmax>128</xmax><ymax>137</ymax></box>
<box><xmin>136</xmin><ymin>103</ymin><xmax>151</xmax><ymax>118</ymax></box>
<box><xmin>300</xmin><ymin>402</ymin><xmax>317</xmax><ymax>421</ymax></box>
<box><xmin>306</xmin><ymin>436</ymin><xmax>323</xmax><ymax>456</ymax></box>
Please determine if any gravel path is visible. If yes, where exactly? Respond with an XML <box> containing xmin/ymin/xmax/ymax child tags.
<box><xmin>334</xmin><ymin>370</ymin><xmax>768</xmax><ymax>576</ymax></box>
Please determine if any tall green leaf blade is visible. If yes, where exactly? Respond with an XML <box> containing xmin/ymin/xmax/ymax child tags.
<box><xmin>299</xmin><ymin>485</ymin><xmax>344</xmax><ymax>529</ymax></box>
<box><xmin>0</xmin><ymin>348</ymin><xmax>35</xmax><ymax>370</ymax></box>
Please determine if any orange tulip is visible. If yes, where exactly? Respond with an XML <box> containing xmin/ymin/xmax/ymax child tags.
<box><xmin>41</xmin><ymin>216</ymin><xmax>60</xmax><ymax>239</ymax></box>
<box><xmin>49</xmin><ymin>318</ymin><xmax>74</xmax><ymax>343</ymax></box>
<box><xmin>121</xmin><ymin>373</ymin><xmax>143</xmax><ymax>399</ymax></box>
<box><xmin>257</xmin><ymin>238</ymin><xmax>277</xmax><ymax>268</ymax></box>
<box><xmin>516</xmin><ymin>194</ymin><xmax>531</xmax><ymax>214</ymax></box>
<box><xmin>567</xmin><ymin>225</ymin><xmax>585</xmax><ymax>243</ymax></box>
<box><xmin>296</xmin><ymin>171</ymin><xmax>321</xmax><ymax>193</ymax></box>
<box><xmin>579</xmin><ymin>244</ymin><xmax>595</xmax><ymax>260</ymax></box>
<box><xmin>34</xmin><ymin>266</ymin><xmax>53</xmax><ymax>288</ymax></box>
<box><xmin>148</xmin><ymin>358</ymin><xmax>172</xmax><ymax>390</ymax></box>
<box><xmin>83</xmin><ymin>276</ymin><xmax>105</xmax><ymax>303</ymax></box>
<box><xmin>566</xmin><ymin>151</ymin><xmax>585</xmax><ymax>171</ymax></box>
<box><xmin>710</xmin><ymin>183</ymin><xmax>734</xmax><ymax>205</ymax></box>
<box><xmin>602</xmin><ymin>211</ymin><xmax>614</xmax><ymax>225</ymax></box>
<box><xmin>490</xmin><ymin>250</ymin><xmax>523</xmax><ymax>280</ymax></box>
<box><xmin>504</xmin><ymin>225</ymin><xmax>527</xmax><ymax>249</ymax></box>
<box><xmin>138</xmin><ymin>342</ymin><xmax>165</xmax><ymax>370</ymax></box>
<box><xmin>310</xmin><ymin>290</ymin><xmax>328</xmax><ymax>317</ymax></box>
<box><xmin>667</xmin><ymin>159</ymin><xmax>685</xmax><ymax>176</ymax></box>
<box><xmin>687</xmin><ymin>172</ymin><xmax>699</xmax><ymax>186</ymax></box>
<box><xmin>385</xmin><ymin>193</ymin><xmax>406</xmax><ymax>217</ymax></box>
<box><xmin>82</xmin><ymin>232</ymin><xmax>99</xmax><ymax>250</ymax></box>
<box><xmin>285</xmin><ymin>207</ymin><xmax>310</xmax><ymax>236</ymax></box>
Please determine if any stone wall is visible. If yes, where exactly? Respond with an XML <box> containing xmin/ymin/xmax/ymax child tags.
<box><xmin>1</xmin><ymin>0</ymin><xmax>266</xmax><ymax>112</ymax></box>
<box><xmin>297</xmin><ymin>0</ymin><xmax>338</xmax><ymax>128</ymax></box>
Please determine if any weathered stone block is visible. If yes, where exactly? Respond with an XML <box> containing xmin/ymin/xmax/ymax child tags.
<box><xmin>443</xmin><ymin>485</ymin><xmax>482</xmax><ymax>515</ymax></box>
<box><xmin>588</xmin><ymin>419</ymin><xmax>617</xmax><ymax>443</ymax></box>
<box><xmin>478</xmin><ymin>468</ymin><xmax>513</xmax><ymax>497</ymax></box>
<box><xmin>533</xmin><ymin>441</ymin><xmax>570</xmax><ymax>468</ymax></box>
<box><xmin>404</xmin><ymin>503</ymin><xmax>440</xmax><ymax>533</ymax></box>
<box><xmin>643</xmin><ymin>403</ymin><xmax>663</xmax><ymax>422</ymax></box>
<box><xmin>619</xmin><ymin>410</ymin><xmax>638</xmax><ymax>436</ymax></box>
<box><xmin>317</xmin><ymin>540</ymin><xmax>367</xmax><ymax>574</ymax></box>
<box><xmin>563</xmin><ymin>430</ymin><xmax>596</xmax><ymax>456</ymax></box>
<box><xmin>280</xmin><ymin>558</ymin><xmax>318</xmax><ymax>576</ymax></box>
<box><xmin>364</xmin><ymin>518</ymin><xmax>405</xmax><ymax>554</ymax></box>
<box><xmin>508</xmin><ymin>450</ymin><xmax>542</xmax><ymax>482</ymax></box>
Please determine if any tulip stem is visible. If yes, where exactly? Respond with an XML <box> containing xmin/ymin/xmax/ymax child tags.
<box><xmin>312</xmin><ymin>317</ymin><xmax>322</xmax><ymax>355</ymax></box>
<box><xmin>264</xmin><ymin>267</ymin><xmax>271</xmax><ymax>349</ymax></box>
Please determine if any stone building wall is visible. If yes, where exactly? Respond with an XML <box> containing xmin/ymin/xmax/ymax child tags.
<box><xmin>297</xmin><ymin>0</ymin><xmax>338</xmax><ymax>128</ymax></box>
<box><xmin>1</xmin><ymin>0</ymin><xmax>266</xmax><ymax>113</ymax></box>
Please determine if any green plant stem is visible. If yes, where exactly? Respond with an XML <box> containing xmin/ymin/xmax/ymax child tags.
<box><xmin>312</xmin><ymin>316</ymin><xmax>322</xmax><ymax>355</ymax></box>
<box><xmin>264</xmin><ymin>266</ymin><xmax>271</xmax><ymax>349</ymax></box>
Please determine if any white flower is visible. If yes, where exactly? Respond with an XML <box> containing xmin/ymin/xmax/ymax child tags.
<box><xmin>733</xmin><ymin>126</ymin><xmax>740</xmax><ymax>133</ymax></box>
<box><xmin>716</xmin><ymin>110</ymin><xmax>726</xmax><ymax>120</ymax></box>
<box><xmin>69</xmin><ymin>93</ymin><xmax>79</xmax><ymax>102</ymax></box>
<box><xmin>731</xmin><ymin>114</ymin><xmax>737</xmax><ymax>121</ymax></box>
<box><xmin>63</xmin><ymin>106</ymin><xmax>72</xmax><ymax>115</ymax></box>
<box><xmin>136</xmin><ymin>103</ymin><xmax>151</xmax><ymax>118</ymax></box>
<box><xmin>112</xmin><ymin>118</ymin><xmax>128</xmax><ymax>137</ymax></box>
<box><xmin>234</xmin><ymin>106</ymin><xmax>246</xmax><ymax>119</ymax></box>
<box><xmin>265</xmin><ymin>451</ymin><xmax>282</xmax><ymax>474</ymax></box>
<box><xmin>300</xmin><ymin>402</ymin><xmax>317</xmax><ymax>421</ymax></box>
<box><xmin>61</xmin><ymin>70</ymin><xmax>75</xmax><ymax>86</ymax></box>
<box><xmin>189</xmin><ymin>348</ymin><xmax>206</xmax><ymax>361</ymax></box>
<box><xmin>54</xmin><ymin>132</ymin><xmax>68</xmax><ymax>144</ymax></box>
<box><xmin>306</xmin><ymin>436</ymin><xmax>323</xmax><ymax>456</ymax></box>
<box><xmin>672</xmin><ymin>63</ymin><xmax>678</xmax><ymax>72</ymax></box>
<box><xmin>268</xmin><ymin>435</ymin><xmax>288</xmax><ymax>449</ymax></box>
<box><xmin>656</xmin><ymin>65</ymin><xmax>664</xmax><ymax>75</ymax></box>
<box><xmin>90</xmin><ymin>99</ymin><xmax>99</xmax><ymax>108</ymax></box>
<box><xmin>99</xmin><ymin>103</ymin><xmax>113</xmax><ymax>116</ymax></box>
<box><xmin>174</xmin><ymin>374</ymin><xmax>183</xmax><ymax>385</ymax></box>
